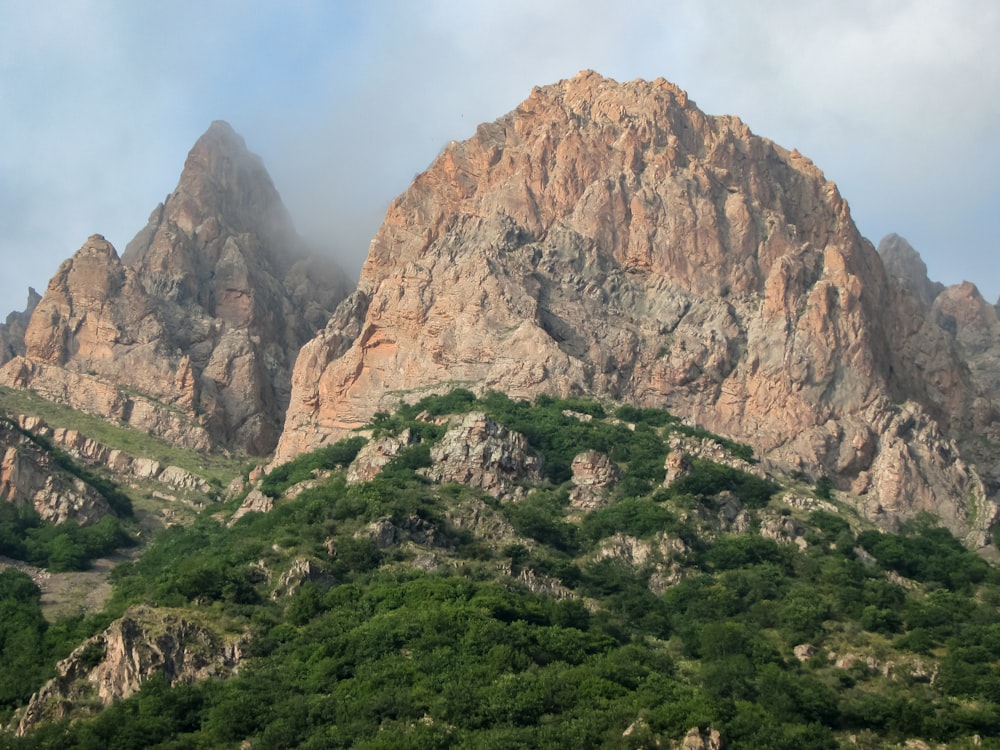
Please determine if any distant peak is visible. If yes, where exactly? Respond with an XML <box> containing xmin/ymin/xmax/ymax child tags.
<box><xmin>877</xmin><ymin>234</ymin><xmax>943</xmax><ymax>309</ymax></box>
<box><xmin>188</xmin><ymin>120</ymin><xmax>252</xmax><ymax>162</ymax></box>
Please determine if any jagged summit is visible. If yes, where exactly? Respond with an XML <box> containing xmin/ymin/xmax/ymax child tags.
<box><xmin>0</xmin><ymin>287</ymin><xmax>41</xmax><ymax>366</ymax></box>
<box><xmin>1</xmin><ymin>123</ymin><xmax>351</xmax><ymax>455</ymax></box>
<box><xmin>122</xmin><ymin>120</ymin><xmax>310</xmax><ymax>308</ymax></box>
<box><xmin>277</xmin><ymin>72</ymin><xmax>995</xmax><ymax>544</ymax></box>
<box><xmin>877</xmin><ymin>233</ymin><xmax>944</xmax><ymax>311</ymax></box>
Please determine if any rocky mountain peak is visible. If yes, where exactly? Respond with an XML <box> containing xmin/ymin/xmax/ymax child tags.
<box><xmin>877</xmin><ymin>233</ymin><xmax>944</xmax><ymax>310</ymax></box>
<box><xmin>276</xmin><ymin>72</ymin><xmax>993</xmax><ymax>544</ymax></box>
<box><xmin>2</xmin><ymin>124</ymin><xmax>350</xmax><ymax>455</ymax></box>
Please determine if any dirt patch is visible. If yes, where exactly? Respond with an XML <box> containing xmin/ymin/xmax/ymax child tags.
<box><xmin>0</xmin><ymin>550</ymin><xmax>139</xmax><ymax>622</ymax></box>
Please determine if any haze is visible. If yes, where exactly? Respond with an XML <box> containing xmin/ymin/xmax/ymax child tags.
<box><xmin>1</xmin><ymin>0</ymin><xmax>997</xmax><ymax>312</ymax></box>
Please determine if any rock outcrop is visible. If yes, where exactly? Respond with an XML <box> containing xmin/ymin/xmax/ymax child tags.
<box><xmin>15</xmin><ymin>606</ymin><xmax>244</xmax><ymax>735</ymax></box>
<box><xmin>569</xmin><ymin>449</ymin><xmax>620</xmax><ymax>510</ymax></box>
<box><xmin>277</xmin><ymin>72</ymin><xmax>993</xmax><ymax>544</ymax></box>
<box><xmin>346</xmin><ymin>429</ymin><xmax>417</xmax><ymax>483</ymax></box>
<box><xmin>0</xmin><ymin>419</ymin><xmax>111</xmax><ymax>525</ymax></box>
<box><xmin>15</xmin><ymin>415</ymin><xmax>210</xmax><ymax>493</ymax></box>
<box><xmin>1</xmin><ymin>122</ymin><xmax>350</xmax><ymax>455</ymax></box>
<box><xmin>420</xmin><ymin>412</ymin><xmax>544</xmax><ymax>500</ymax></box>
<box><xmin>0</xmin><ymin>288</ymin><xmax>40</xmax><ymax>366</ymax></box>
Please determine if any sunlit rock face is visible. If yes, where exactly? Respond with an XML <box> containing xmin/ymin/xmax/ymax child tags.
<box><xmin>278</xmin><ymin>71</ymin><xmax>996</xmax><ymax>545</ymax></box>
<box><xmin>4</xmin><ymin>122</ymin><xmax>350</xmax><ymax>455</ymax></box>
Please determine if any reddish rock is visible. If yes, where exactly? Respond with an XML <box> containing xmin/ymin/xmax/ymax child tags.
<box><xmin>4</xmin><ymin>122</ymin><xmax>349</xmax><ymax>455</ymax></box>
<box><xmin>276</xmin><ymin>72</ymin><xmax>993</xmax><ymax>544</ymax></box>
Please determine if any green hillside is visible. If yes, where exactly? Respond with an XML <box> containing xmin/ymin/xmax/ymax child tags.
<box><xmin>2</xmin><ymin>391</ymin><xmax>999</xmax><ymax>749</ymax></box>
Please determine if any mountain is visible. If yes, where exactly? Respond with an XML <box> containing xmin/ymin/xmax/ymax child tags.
<box><xmin>277</xmin><ymin>71</ymin><xmax>995</xmax><ymax>545</ymax></box>
<box><xmin>0</xmin><ymin>289</ymin><xmax>40</xmax><ymax>366</ymax></box>
<box><xmin>0</xmin><ymin>122</ymin><xmax>350</xmax><ymax>455</ymax></box>
<box><xmin>878</xmin><ymin>233</ymin><xmax>1000</xmax><ymax>491</ymax></box>
<box><xmin>4</xmin><ymin>72</ymin><xmax>1000</xmax><ymax>750</ymax></box>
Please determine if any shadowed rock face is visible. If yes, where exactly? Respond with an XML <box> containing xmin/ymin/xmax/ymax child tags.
<box><xmin>3</xmin><ymin>122</ymin><xmax>350</xmax><ymax>455</ymax></box>
<box><xmin>0</xmin><ymin>419</ymin><xmax>111</xmax><ymax>526</ymax></box>
<box><xmin>0</xmin><ymin>288</ymin><xmax>41</xmax><ymax>366</ymax></box>
<box><xmin>877</xmin><ymin>233</ymin><xmax>944</xmax><ymax>311</ymax></box>
<box><xmin>277</xmin><ymin>71</ymin><xmax>995</xmax><ymax>544</ymax></box>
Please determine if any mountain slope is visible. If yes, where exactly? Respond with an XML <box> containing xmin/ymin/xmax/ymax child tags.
<box><xmin>2</xmin><ymin>122</ymin><xmax>350</xmax><ymax>455</ymax></box>
<box><xmin>276</xmin><ymin>71</ymin><xmax>994</xmax><ymax>544</ymax></box>
<box><xmin>7</xmin><ymin>392</ymin><xmax>1000</xmax><ymax>749</ymax></box>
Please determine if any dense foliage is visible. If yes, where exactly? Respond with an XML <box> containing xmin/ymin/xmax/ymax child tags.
<box><xmin>0</xmin><ymin>505</ymin><xmax>133</xmax><ymax>572</ymax></box>
<box><xmin>2</xmin><ymin>392</ymin><xmax>1000</xmax><ymax>748</ymax></box>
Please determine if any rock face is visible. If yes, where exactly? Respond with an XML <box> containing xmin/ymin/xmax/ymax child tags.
<box><xmin>879</xmin><ymin>235</ymin><xmax>1000</xmax><ymax>492</ymax></box>
<box><xmin>569</xmin><ymin>450</ymin><xmax>620</xmax><ymax>510</ymax></box>
<box><xmin>0</xmin><ymin>419</ymin><xmax>111</xmax><ymax>525</ymax></box>
<box><xmin>277</xmin><ymin>72</ymin><xmax>993</xmax><ymax>544</ymax></box>
<box><xmin>15</xmin><ymin>606</ymin><xmax>243</xmax><ymax>735</ymax></box>
<box><xmin>0</xmin><ymin>288</ymin><xmax>41</xmax><ymax>366</ymax></box>
<box><xmin>16</xmin><ymin>415</ymin><xmax>210</xmax><ymax>493</ymax></box>
<box><xmin>877</xmin><ymin>234</ymin><xmax>944</xmax><ymax>311</ymax></box>
<box><xmin>2</xmin><ymin>122</ymin><xmax>350</xmax><ymax>455</ymax></box>
<box><xmin>932</xmin><ymin>281</ymin><xmax>1000</xmax><ymax>394</ymax></box>
<box><xmin>421</xmin><ymin>412</ymin><xmax>544</xmax><ymax>500</ymax></box>
<box><xmin>347</xmin><ymin>429</ymin><xmax>416</xmax><ymax>483</ymax></box>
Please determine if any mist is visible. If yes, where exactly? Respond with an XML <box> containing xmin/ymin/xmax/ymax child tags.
<box><xmin>2</xmin><ymin>0</ymin><xmax>998</xmax><ymax>312</ymax></box>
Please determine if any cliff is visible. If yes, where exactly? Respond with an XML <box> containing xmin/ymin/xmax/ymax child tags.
<box><xmin>276</xmin><ymin>72</ymin><xmax>994</xmax><ymax>544</ymax></box>
<box><xmin>0</xmin><ymin>419</ymin><xmax>111</xmax><ymax>525</ymax></box>
<box><xmin>14</xmin><ymin>606</ymin><xmax>243</xmax><ymax>735</ymax></box>
<box><xmin>0</xmin><ymin>288</ymin><xmax>41</xmax><ymax>366</ymax></box>
<box><xmin>2</xmin><ymin>122</ymin><xmax>350</xmax><ymax>455</ymax></box>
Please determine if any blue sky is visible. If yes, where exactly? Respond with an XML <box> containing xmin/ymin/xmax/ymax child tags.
<box><xmin>2</xmin><ymin>0</ymin><xmax>998</xmax><ymax>312</ymax></box>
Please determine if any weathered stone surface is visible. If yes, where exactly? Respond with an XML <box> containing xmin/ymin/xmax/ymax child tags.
<box><xmin>933</xmin><ymin>281</ymin><xmax>1000</xmax><ymax>397</ymax></box>
<box><xmin>14</xmin><ymin>415</ymin><xmax>213</xmax><ymax>497</ymax></box>
<box><xmin>4</xmin><ymin>121</ymin><xmax>349</xmax><ymax>455</ymax></box>
<box><xmin>158</xmin><ymin>466</ymin><xmax>212</xmax><ymax>493</ymax></box>
<box><xmin>420</xmin><ymin>412</ymin><xmax>544</xmax><ymax>500</ymax></box>
<box><xmin>15</xmin><ymin>606</ymin><xmax>243</xmax><ymax>735</ymax></box>
<box><xmin>676</xmin><ymin>726</ymin><xmax>723</xmax><ymax>750</ymax></box>
<box><xmin>358</xmin><ymin>514</ymin><xmax>450</xmax><ymax>550</ymax></box>
<box><xmin>276</xmin><ymin>71</ymin><xmax>993</xmax><ymax>544</ymax></box>
<box><xmin>0</xmin><ymin>420</ymin><xmax>110</xmax><ymax>525</ymax></box>
<box><xmin>568</xmin><ymin>449</ymin><xmax>620</xmax><ymax>510</ymax></box>
<box><xmin>0</xmin><ymin>288</ymin><xmax>40</xmax><ymax>366</ymax></box>
<box><xmin>1</xmin><ymin>356</ymin><xmax>212</xmax><ymax>451</ymax></box>
<box><xmin>230</xmin><ymin>488</ymin><xmax>273</xmax><ymax>524</ymax></box>
<box><xmin>346</xmin><ymin>429</ymin><xmax>416</xmax><ymax>483</ymax></box>
<box><xmin>271</xmin><ymin>558</ymin><xmax>330</xmax><ymax>599</ymax></box>
<box><xmin>663</xmin><ymin>434</ymin><xmax>766</xmax><ymax>487</ymax></box>
<box><xmin>759</xmin><ymin>513</ymin><xmax>809</xmax><ymax>550</ymax></box>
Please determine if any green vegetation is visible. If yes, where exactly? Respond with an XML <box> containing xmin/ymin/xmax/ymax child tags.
<box><xmin>0</xmin><ymin>386</ymin><xmax>243</xmax><ymax>488</ymax></box>
<box><xmin>1</xmin><ymin>389</ymin><xmax>999</xmax><ymax>748</ymax></box>
<box><xmin>0</xmin><ymin>505</ymin><xmax>133</xmax><ymax>572</ymax></box>
<box><xmin>259</xmin><ymin>436</ymin><xmax>366</xmax><ymax>498</ymax></box>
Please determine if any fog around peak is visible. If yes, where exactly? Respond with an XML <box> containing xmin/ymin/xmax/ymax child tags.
<box><xmin>1</xmin><ymin>0</ymin><xmax>997</xmax><ymax>310</ymax></box>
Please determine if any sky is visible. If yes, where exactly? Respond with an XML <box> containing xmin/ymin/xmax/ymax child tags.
<box><xmin>1</xmin><ymin>0</ymin><xmax>998</xmax><ymax>315</ymax></box>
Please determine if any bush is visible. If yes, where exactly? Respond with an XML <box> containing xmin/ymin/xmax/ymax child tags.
<box><xmin>666</xmin><ymin>460</ymin><xmax>777</xmax><ymax>508</ymax></box>
<box><xmin>260</xmin><ymin>436</ymin><xmax>367</xmax><ymax>497</ymax></box>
